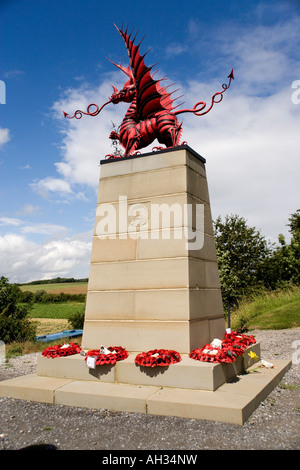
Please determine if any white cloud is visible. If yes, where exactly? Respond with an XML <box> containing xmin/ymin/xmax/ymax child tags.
<box><xmin>30</xmin><ymin>177</ymin><xmax>73</xmax><ymax>198</ymax></box>
<box><xmin>21</xmin><ymin>223</ymin><xmax>68</xmax><ymax>236</ymax></box>
<box><xmin>0</xmin><ymin>128</ymin><xmax>10</xmax><ymax>148</ymax></box>
<box><xmin>0</xmin><ymin>217</ymin><xmax>23</xmax><ymax>226</ymax></box>
<box><xmin>0</xmin><ymin>233</ymin><xmax>92</xmax><ymax>283</ymax></box>
<box><xmin>0</xmin><ymin>216</ymin><xmax>69</xmax><ymax>239</ymax></box>
<box><xmin>222</xmin><ymin>15</ymin><xmax>300</xmax><ymax>94</ymax></box>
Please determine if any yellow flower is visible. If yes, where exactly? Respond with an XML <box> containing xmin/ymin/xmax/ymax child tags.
<box><xmin>248</xmin><ymin>351</ymin><xmax>258</xmax><ymax>360</ymax></box>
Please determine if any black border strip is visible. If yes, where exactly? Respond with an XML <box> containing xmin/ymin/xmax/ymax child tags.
<box><xmin>100</xmin><ymin>144</ymin><xmax>206</xmax><ymax>165</ymax></box>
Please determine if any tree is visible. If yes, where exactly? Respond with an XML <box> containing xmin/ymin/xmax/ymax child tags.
<box><xmin>214</xmin><ymin>214</ymin><xmax>271</xmax><ymax>307</ymax></box>
<box><xmin>287</xmin><ymin>209</ymin><xmax>300</xmax><ymax>285</ymax></box>
<box><xmin>287</xmin><ymin>209</ymin><xmax>300</xmax><ymax>234</ymax></box>
<box><xmin>0</xmin><ymin>276</ymin><xmax>36</xmax><ymax>343</ymax></box>
<box><xmin>264</xmin><ymin>210</ymin><xmax>300</xmax><ymax>288</ymax></box>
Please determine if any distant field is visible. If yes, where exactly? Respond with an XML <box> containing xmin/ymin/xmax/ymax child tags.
<box><xmin>29</xmin><ymin>302</ymin><xmax>84</xmax><ymax>319</ymax></box>
<box><xmin>34</xmin><ymin>318</ymin><xmax>70</xmax><ymax>335</ymax></box>
<box><xmin>20</xmin><ymin>282</ymin><xmax>88</xmax><ymax>295</ymax></box>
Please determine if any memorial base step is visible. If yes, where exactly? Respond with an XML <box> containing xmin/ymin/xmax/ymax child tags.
<box><xmin>0</xmin><ymin>356</ymin><xmax>291</xmax><ymax>425</ymax></box>
<box><xmin>36</xmin><ymin>343</ymin><xmax>261</xmax><ymax>392</ymax></box>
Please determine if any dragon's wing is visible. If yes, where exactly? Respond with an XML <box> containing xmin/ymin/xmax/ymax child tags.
<box><xmin>115</xmin><ymin>24</ymin><xmax>179</xmax><ymax>120</ymax></box>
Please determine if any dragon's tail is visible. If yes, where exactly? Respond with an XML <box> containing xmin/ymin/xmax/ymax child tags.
<box><xmin>63</xmin><ymin>99</ymin><xmax>112</xmax><ymax>120</ymax></box>
<box><xmin>174</xmin><ymin>69</ymin><xmax>234</xmax><ymax>117</ymax></box>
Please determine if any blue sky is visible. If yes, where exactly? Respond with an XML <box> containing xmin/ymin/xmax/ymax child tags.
<box><xmin>0</xmin><ymin>0</ymin><xmax>300</xmax><ymax>283</ymax></box>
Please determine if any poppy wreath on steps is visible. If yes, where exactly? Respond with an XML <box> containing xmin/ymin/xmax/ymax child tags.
<box><xmin>219</xmin><ymin>331</ymin><xmax>256</xmax><ymax>359</ymax></box>
<box><xmin>189</xmin><ymin>344</ymin><xmax>238</xmax><ymax>363</ymax></box>
<box><xmin>135</xmin><ymin>349</ymin><xmax>182</xmax><ymax>367</ymax></box>
<box><xmin>85</xmin><ymin>346</ymin><xmax>128</xmax><ymax>366</ymax></box>
<box><xmin>189</xmin><ymin>332</ymin><xmax>256</xmax><ymax>364</ymax></box>
<box><xmin>223</xmin><ymin>331</ymin><xmax>256</xmax><ymax>350</ymax></box>
<box><xmin>42</xmin><ymin>343</ymin><xmax>81</xmax><ymax>358</ymax></box>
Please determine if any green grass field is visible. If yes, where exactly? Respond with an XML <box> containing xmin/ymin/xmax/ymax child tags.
<box><xmin>231</xmin><ymin>286</ymin><xmax>300</xmax><ymax>331</ymax></box>
<box><xmin>20</xmin><ymin>281</ymin><xmax>86</xmax><ymax>322</ymax></box>
<box><xmin>30</xmin><ymin>302</ymin><xmax>85</xmax><ymax>320</ymax></box>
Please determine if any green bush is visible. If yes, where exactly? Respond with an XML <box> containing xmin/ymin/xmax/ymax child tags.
<box><xmin>0</xmin><ymin>277</ymin><xmax>36</xmax><ymax>343</ymax></box>
<box><xmin>68</xmin><ymin>306</ymin><xmax>85</xmax><ymax>329</ymax></box>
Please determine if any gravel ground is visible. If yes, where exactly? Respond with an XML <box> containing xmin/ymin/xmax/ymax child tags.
<box><xmin>0</xmin><ymin>328</ymin><xmax>299</xmax><ymax>452</ymax></box>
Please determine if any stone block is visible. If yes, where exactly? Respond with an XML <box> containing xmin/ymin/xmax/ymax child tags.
<box><xmin>81</xmin><ymin>318</ymin><xmax>212</xmax><ymax>353</ymax></box>
<box><xmin>90</xmin><ymin>236</ymin><xmax>137</xmax><ymax>263</ymax></box>
<box><xmin>54</xmin><ymin>381</ymin><xmax>159</xmax><ymax>414</ymax></box>
<box><xmin>189</xmin><ymin>288</ymin><xmax>224</xmax><ymax>320</ymax></box>
<box><xmin>115</xmin><ymin>353</ymin><xmax>225</xmax><ymax>391</ymax></box>
<box><xmin>0</xmin><ymin>374</ymin><xmax>72</xmax><ymax>404</ymax></box>
<box><xmin>189</xmin><ymin>258</ymin><xmax>221</xmax><ymax>289</ymax></box>
<box><xmin>37</xmin><ymin>354</ymin><xmax>115</xmax><ymax>383</ymax></box>
<box><xmin>186</xmin><ymin>165</ymin><xmax>210</xmax><ymax>204</ymax></box>
<box><xmin>98</xmin><ymin>166</ymin><xmax>187</xmax><ymax>203</ymax></box>
<box><xmin>84</xmin><ymin>290</ymin><xmax>136</xmax><ymax>321</ymax></box>
<box><xmin>99</xmin><ymin>148</ymin><xmax>192</xmax><ymax>179</ymax></box>
<box><xmin>87</xmin><ymin>258</ymin><xmax>189</xmax><ymax>291</ymax></box>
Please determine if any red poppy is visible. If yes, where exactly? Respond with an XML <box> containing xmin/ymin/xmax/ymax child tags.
<box><xmin>85</xmin><ymin>346</ymin><xmax>128</xmax><ymax>366</ymax></box>
<box><xmin>189</xmin><ymin>332</ymin><xmax>256</xmax><ymax>364</ymax></box>
<box><xmin>42</xmin><ymin>343</ymin><xmax>81</xmax><ymax>358</ymax></box>
<box><xmin>135</xmin><ymin>349</ymin><xmax>182</xmax><ymax>367</ymax></box>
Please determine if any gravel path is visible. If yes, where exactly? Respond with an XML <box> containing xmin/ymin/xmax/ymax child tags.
<box><xmin>0</xmin><ymin>328</ymin><xmax>299</xmax><ymax>451</ymax></box>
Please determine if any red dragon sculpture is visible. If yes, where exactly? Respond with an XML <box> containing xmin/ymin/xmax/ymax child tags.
<box><xmin>63</xmin><ymin>24</ymin><xmax>234</xmax><ymax>158</ymax></box>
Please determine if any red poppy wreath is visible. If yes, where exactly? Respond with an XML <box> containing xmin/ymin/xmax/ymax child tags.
<box><xmin>223</xmin><ymin>331</ymin><xmax>256</xmax><ymax>349</ymax></box>
<box><xmin>135</xmin><ymin>349</ymin><xmax>182</xmax><ymax>367</ymax></box>
<box><xmin>189</xmin><ymin>331</ymin><xmax>256</xmax><ymax>364</ymax></box>
<box><xmin>85</xmin><ymin>346</ymin><xmax>128</xmax><ymax>366</ymax></box>
<box><xmin>189</xmin><ymin>343</ymin><xmax>237</xmax><ymax>363</ymax></box>
<box><xmin>42</xmin><ymin>342</ymin><xmax>81</xmax><ymax>358</ymax></box>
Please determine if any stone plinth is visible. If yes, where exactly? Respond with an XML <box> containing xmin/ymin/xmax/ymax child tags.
<box><xmin>82</xmin><ymin>145</ymin><xmax>225</xmax><ymax>353</ymax></box>
<box><xmin>36</xmin><ymin>342</ymin><xmax>261</xmax><ymax>391</ymax></box>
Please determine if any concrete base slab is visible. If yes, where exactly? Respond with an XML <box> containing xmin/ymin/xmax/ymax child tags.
<box><xmin>55</xmin><ymin>381</ymin><xmax>160</xmax><ymax>414</ymax></box>
<box><xmin>147</xmin><ymin>360</ymin><xmax>291</xmax><ymax>425</ymax></box>
<box><xmin>0</xmin><ymin>374</ymin><xmax>73</xmax><ymax>404</ymax></box>
<box><xmin>0</xmin><ymin>359</ymin><xmax>291</xmax><ymax>425</ymax></box>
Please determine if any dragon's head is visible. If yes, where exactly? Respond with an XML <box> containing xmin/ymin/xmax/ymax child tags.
<box><xmin>108</xmin><ymin>58</ymin><xmax>136</xmax><ymax>104</ymax></box>
<box><xmin>110</xmin><ymin>79</ymin><xmax>135</xmax><ymax>104</ymax></box>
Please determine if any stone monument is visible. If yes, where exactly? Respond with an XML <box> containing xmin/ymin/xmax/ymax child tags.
<box><xmin>0</xmin><ymin>25</ymin><xmax>291</xmax><ymax>425</ymax></box>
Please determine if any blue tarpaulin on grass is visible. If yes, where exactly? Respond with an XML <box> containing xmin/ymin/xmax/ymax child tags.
<box><xmin>35</xmin><ymin>329</ymin><xmax>83</xmax><ymax>342</ymax></box>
